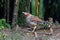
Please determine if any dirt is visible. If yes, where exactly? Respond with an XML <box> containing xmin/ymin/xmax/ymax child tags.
<box><xmin>0</xmin><ymin>25</ymin><xmax>60</xmax><ymax>40</ymax></box>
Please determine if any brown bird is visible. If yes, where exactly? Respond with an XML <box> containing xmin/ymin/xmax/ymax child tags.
<box><xmin>22</xmin><ymin>12</ymin><xmax>37</xmax><ymax>32</ymax></box>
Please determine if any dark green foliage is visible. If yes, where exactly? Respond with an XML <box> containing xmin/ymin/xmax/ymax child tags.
<box><xmin>31</xmin><ymin>0</ymin><xmax>44</xmax><ymax>18</ymax></box>
<box><xmin>0</xmin><ymin>0</ymin><xmax>3</xmax><ymax>8</ymax></box>
<box><xmin>43</xmin><ymin>0</ymin><xmax>60</xmax><ymax>22</ymax></box>
<box><xmin>18</xmin><ymin>13</ymin><xmax>26</xmax><ymax>26</ymax></box>
<box><xmin>38</xmin><ymin>0</ymin><xmax>44</xmax><ymax>19</ymax></box>
<box><xmin>2</xmin><ymin>19</ymin><xmax>11</xmax><ymax>28</ymax></box>
<box><xmin>18</xmin><ymin>0</ymin><xmax>28</xmax><ymax>26</ymax></box>
<box><xmin>31</xmin><ymin>0</ymin><xmax>36</xmax><ymax>16</ymax></box>
<box><xmin>0</xmin><ymin>33</ymin><xmax>6</xmax><ymax>40</ymax></box>
<box><xmin>0</xmin><ymin>19</ymin><xmax>11</xmax><ymax>30</ymax></box>
<box><xmin>0</xmin><ymin>19</ymin><xmax>4</xmax><ymax>30</ymax></box>
<box><xmin>4</xmin><ymin>23</ymin><xmax>10</xmax><ymax>28</ymax></box>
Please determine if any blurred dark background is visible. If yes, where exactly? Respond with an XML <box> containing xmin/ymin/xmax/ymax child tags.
<box><xmin>0</xmin><ymin>0</ymin><xmax>60</xmax><ymax>25</ymax></box>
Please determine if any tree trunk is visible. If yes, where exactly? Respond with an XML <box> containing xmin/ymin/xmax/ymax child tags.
<box><xmin>12</xmin><ymin>0</ymin><xmax>18</xmax><ymax>27</ymax></box>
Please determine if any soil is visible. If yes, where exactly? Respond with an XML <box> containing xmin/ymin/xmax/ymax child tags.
<box><xmin>0</xmin><ymin>25</ymin><xmax>60</xmax><ymax>40</ymax></box>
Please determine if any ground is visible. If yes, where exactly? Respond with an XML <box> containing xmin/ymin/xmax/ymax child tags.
<box><xmin>0</xmin><ymin>25</ymin><xmax>60</xmax><ymax>40</ymax></box>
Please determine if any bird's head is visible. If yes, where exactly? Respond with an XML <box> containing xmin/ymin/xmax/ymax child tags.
<box><xmin>22</xmin><ymin>12</ymin><xmax>31</xmax><ymax>17</ymax></box>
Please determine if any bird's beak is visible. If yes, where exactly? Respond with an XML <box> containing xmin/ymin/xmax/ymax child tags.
<box><xmin>22</xmin><ymin>12</ymin><xmax>27</xmax><ymax>15</ymax></box>
<box><xmin>22</xmin><ymin>12</ymin><xmax>25</xmax><ymax>13</ymax></box>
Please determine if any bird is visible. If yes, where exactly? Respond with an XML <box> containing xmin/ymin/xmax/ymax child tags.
<box><xmin>22</xmin><ymin>12</ymin><xmax>53</xmax><ymax>34</ymax></box>
<box><xmin>22</xmin><ymin>12</ymin><xmax>37</xmax><ymax>32</ymax></box>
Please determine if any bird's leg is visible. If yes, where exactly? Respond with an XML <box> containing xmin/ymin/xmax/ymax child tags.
<box><xmin>48</xmin><ymin>25</ymin><xmax>53</xmax><ymax>34</ymax></box>
<box><xmin>33</xmin><ymin>32</ymin><xmax>38</xmax><ymax>37</ymax></box>
<box><xmin>32</xmin><ymin>26</ymin><xmax>37</xmax><ymax>32</ymax></box>
<box><xmin>50</xmin><ymin>28</ymin><xmax>53</xmax><ymax>34</ymax></box>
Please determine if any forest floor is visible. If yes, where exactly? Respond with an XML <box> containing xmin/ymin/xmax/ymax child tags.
<box><xmin>0</xmin><ymin>25</ymin><xmax>60</xmax><ymax>40</ymax></box>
